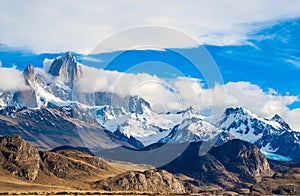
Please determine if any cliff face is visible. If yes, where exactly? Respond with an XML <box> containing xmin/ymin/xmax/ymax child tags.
<box><xmin>48</xmin><ymin>52</ymin><xmax>82</xmax><ymax>88</ymax></box>
<box><xmin>160</xmin><ymin>140</ymin><xmax>272</xmax><ymax>190</ymax></box>
<box><xmin>210</xmin><ymin>139</ymin><xmax>271</xmax><ymax>182</ymax></box>
<box><xmin>0</xmin><ymin>136</ymin><xmax>40</xmax><ymax>181</ymax></box>
<box><xmin>0</xmin><ymin>135</ymin><xmax>122</xmax><ymax>182</ymax></box>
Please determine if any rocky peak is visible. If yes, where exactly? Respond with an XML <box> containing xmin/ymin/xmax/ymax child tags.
<box><xmin>271</xmin><ymin>114</ymin><xmax>291</xmax><ymax>130</ymax></box>
<box><xmin>0</xmin><ymin>135</ymin><xmax>40</xmax><ymax>181</ymax></box>
<box><xmin>210</xmin><ymin>139</ymin><xmax>271</xmax><ymax>182</ymax></box>
<box><xmin>127</xmin><ymin>96</ymin><xmax>151</xmax><ymax>114</ymax></box>
<box><xmin>224</xmin><ymin>107</ymin><xmax>247</xmax><ymax>116</ymax></box>
<box><xmin>23</xmin><ymin>64</ymin><xmax>35</xmax><ymax>83</ymax></box>
<box><xmin>177</xmin><ymin>106</ymin><xmax>196</xmax><ymax>114</ymax></box>
<box><xmin>48</xmin><ymin>52</ymin><xmax>82</xmax><ymax>88</ymax></box>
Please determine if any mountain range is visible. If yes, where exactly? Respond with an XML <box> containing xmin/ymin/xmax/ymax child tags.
<box><xmin>1</xmin><ymin>135</ymin><xmax>300</xmax><ymax>194</ymax></box>
<box><xmin>0</xmin><ymin>52</ymin><xmax>299</xmax><ymax>162</ymax></box>
<box><xmin>0</xmin><ymin>52</ymin><xmax>300</xmax><ymax>194</ymax></box>
<box><xmin>0</xmin><ymin>52</ymin><xmax>300</xmax><ymax>160</ymax></box>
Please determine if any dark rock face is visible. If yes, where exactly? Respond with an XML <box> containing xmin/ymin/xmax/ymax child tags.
<box><xmin>127</xmin><ymin>96</ymin><xmax>151</xmax><ymax>114</ymax></box>
<box><xmin>48</xmin><ymin>52</ymin><xmax>82</xmax><ymax>88</ymax></box>
<box><xmin>271</xmin><ymin>114</ymin><xmax>291</xmax><ymax>130</ymax></box>
<box><xmin>160</xmin><ymin>140</ymin><xmax>271</xmax><ymax>190</ymax></box>
<box><xmin>0</xmin><ymin>136</ymin><xmax>40</xmax><ymax>181</ymax></box>
<box><xmin>23</xmin><ymin>64</ymin><xmax>35</xmax><ymax>84</ymax></box>
<box><xmin>93</xmin><ymin>169</ymin><xmax>188</xmax><ymax>193</ymax></box>
<box><xmin>210</xmin><ymin>140</ymin><xmax>271</xmax><ymax>183</ymax></box>
<box><xmin>0</xmin><ymin>135</ymin><xmax>121</xmax><ymax>182</ymax></box>
<box><xmin>114</xmin><ymin>129</ymin><xmax>144</xmax><ymax>149</ymax></box>
<box><xmin>11</xmin><ymin>64</ymin><xmax>38</xmax><ymax>108</ymax></box>
<box><xmin>0</xmin><ymin>107</ymin><xmax>136</xmax><ymax>151</ymax></box>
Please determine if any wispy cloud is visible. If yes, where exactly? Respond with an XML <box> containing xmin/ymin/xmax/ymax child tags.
<box><xmin>1</xmin><ymin>0</ymin><xmax>300</xmax><ymax>53</ymax></box>
<box><xmin>286</xmin><ymin>59</ymin><xmax>300</xmax><ymax>68</ymax></box>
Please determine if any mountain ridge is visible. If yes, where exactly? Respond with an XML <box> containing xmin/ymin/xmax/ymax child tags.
<box><xmin>0</xmin><ymin>53</ymin><xmax>299</xmax><ymax>161</ymax></box>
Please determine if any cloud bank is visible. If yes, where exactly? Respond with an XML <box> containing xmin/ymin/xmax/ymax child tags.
<box><xmin>1</xmin><ymin>0</ymin><xmax>300</xmax><ymax>53</ymax></box>
<box><xmin>76</xmin><ymin>65</ymin><xmax>300</xmax><ymax>130</ymax></box>
<box><xmin>0</xmin><ymin>67</ymin><xmax>28</xmax><ymax>91</ymax></box>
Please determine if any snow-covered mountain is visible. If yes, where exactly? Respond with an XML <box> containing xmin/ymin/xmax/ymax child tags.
<box><xmin>89</xmin><ymin>102</ymin><xmax>202</xmax><ymax>146</ymax></box>
<box><xmin>1</xmin><ymin>52</ymin><xmax>300</xmax><ymax>161</ymax></box>
<box><xmin>216</xmin><ymin>107</ymin><xmax>300</xmax><ymax>160</ymax></box>
<box><xmin>159</xmin><ymin>117</ymin><xmax>227</xmax><ymax>144</ymax></box>
<box><xmin>0</xmin><ymin>52</ymin><xmax>208</xmax><ymax>148</ymax></box>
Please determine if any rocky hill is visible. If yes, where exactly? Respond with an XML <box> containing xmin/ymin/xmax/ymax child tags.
<box><xmin>0</xmin><ymin>135</ymin><xmax>299</xmax><ymax>194</ymax></box>
<box><xmin>93</xmin><ymin>169</ymin><xmax>191</xmax><ymax>193</ymax></box>
<box><xmin>0</xmin><ymin>135</ymin><xmax>193</xmax><ymax>193</ymax></box>
<box><xmin>160</xmin><ymin>140</ymin><xmax>272</xmax><ymax>192</ymax></box>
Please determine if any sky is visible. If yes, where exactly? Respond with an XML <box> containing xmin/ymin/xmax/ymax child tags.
<box><xmin>1</xmin><ymin>0</ymin><xmax>300</xmax><ymax>53</ymax></box>
<box><xmin>0</xmin><ymin>0</ymin><xmax>300</xmax><ymax>130</ymax></box>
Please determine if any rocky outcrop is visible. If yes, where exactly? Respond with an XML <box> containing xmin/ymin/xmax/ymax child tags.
<box><xmin>0</xmin><ymin>135</ymin><xmax>122</xmax><ymax>182</ymax></box>
<box><xmin>39</xmin><ymin>149</ymin><xmax>119</xmax><ymax>180</ymax></box>
<box><xmin>160</xmin><ymin>140</ymin><xmax>272</xmax><ymax>190</ymax></box>
<box><xmin>93</xmin><ymin>169</ymin><xmax>189</xmax><ymax>193</ymax></box>
<box><xmin>0</xmin><ymin>135</ymin><xmax>40</xmax><ymax>181</ymax></box>
<box><xmin>23</xmin><ymin>64</ymin><xmax>35</xmax><ymax>84</ymax></box>
<box><xmin>210</xmin><ymin>139</ymin><xmax>271</xmax><ymax>183</ymax></box>
<box><xmin>11</xmin><ymin>64</ymin><xmax>38</xmax><ymax>108</ymax></box>
<box><xmin>0</xmin><ymin>135</ymin><xmax>193</xmax><ymax>193</ymax></box>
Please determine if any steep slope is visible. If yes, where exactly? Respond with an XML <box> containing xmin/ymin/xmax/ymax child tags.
<box><xmin>0</xmin><ymin>135</ymin><xmax>40</xmax><ymax>181</ymax></box>
<box><xmin>217</xmin><ymin>107</ymin><xmax>300</xmax><ymax>159</ymax></box>
<box><xmin>0</xmin><ymin>135</ymin><xmax>198</xmax><ymax>194</ymax></box>
<box><xmin>48</xmin><ymin>52</ymin><xmax>82</xmax><ymax>89</ymax></box>
<box><xmin>159</xmin><ymin>117</ymin><xmax>230</xmax><ymax>145</ymax></box>
<box><xmin>0</xmin><ymin>106</ymin><xmax>136</xmax><ymax>150</ymax></box>
<box><xmin>209</xmin><ymin>139</ymin><xmax>271</xmax><ymax>183</ymax></box>
<box><xmin>90</xmin><ymin>103</ymin><xmax>203</xmax><ymax>146</ymax></box>
<box><xmin>160</xmin><ymin>140</ymin><xmax>272</xmax><ymax>191</ymax></box>
<box><xmin>0</xmin><ymin>135</ymin><xmax>122</xmax><ymax>189</ymax></box>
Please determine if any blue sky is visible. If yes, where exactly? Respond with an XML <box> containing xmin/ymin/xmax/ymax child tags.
<box><xmin>0</xmin><ymin>0</ymin><xmax>300</xmax><ymax>130</ymax></box>
<box><xmin>1</xmin><ymin>19</ymin><xmax>299</xmax><ymax>104</ymax></box>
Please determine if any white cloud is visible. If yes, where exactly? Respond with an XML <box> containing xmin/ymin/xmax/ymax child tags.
<box><xmin>42</xmin><ymin>58</ymin><xmax>55</xmax><ymax>72</ymax></box>
<box><xmin>1</xmin><ymin>0</ymin><xmax>300</xmax><ymax>53</ymax></box>
<box><xmin>76</xmin><ymin>66</ymin><xmax>300</xmax><ymax>130</ymax></box>
<box><xmin>0</xmin><ymin>67</ymin><xmax>29</xmax><ymax>91</ymax></box>
<box><xmin>283</xmin><ymin>109</ymin><xmax>300</xmax><ymax>131</ymax></box>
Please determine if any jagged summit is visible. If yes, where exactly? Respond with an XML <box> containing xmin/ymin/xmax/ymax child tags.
<box><xmin>127</xmin><ymin>96</ymin><xmax>151</xmax><ymax>114</ymax></box>
<box><xmin>223</xmin><ymin>107</ymin><xmax>248</xmax><ymax>116</ymax></box>
<box><xmin>48</xmin><ymin>52</ymin><xmax>82</xmax><ymax>87</ymax></box>
<box><xmin>217</xmin><ymin>106</ymin><xmax>300</xmax><ymax>159</ymax></box>
<box><xmin>176</xmin><ymin>106</ymin><xmax>196</xmax><ymax>115</ymax></box>
<box><xmin>23</xmin><ymin>64</ymin><xmax>35</xmax><ymax>83</ymax></box>
<box><xmin>271</xmin><ymin>114</ymin><xmax>291</xmax><ymax>130</ymax></box>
